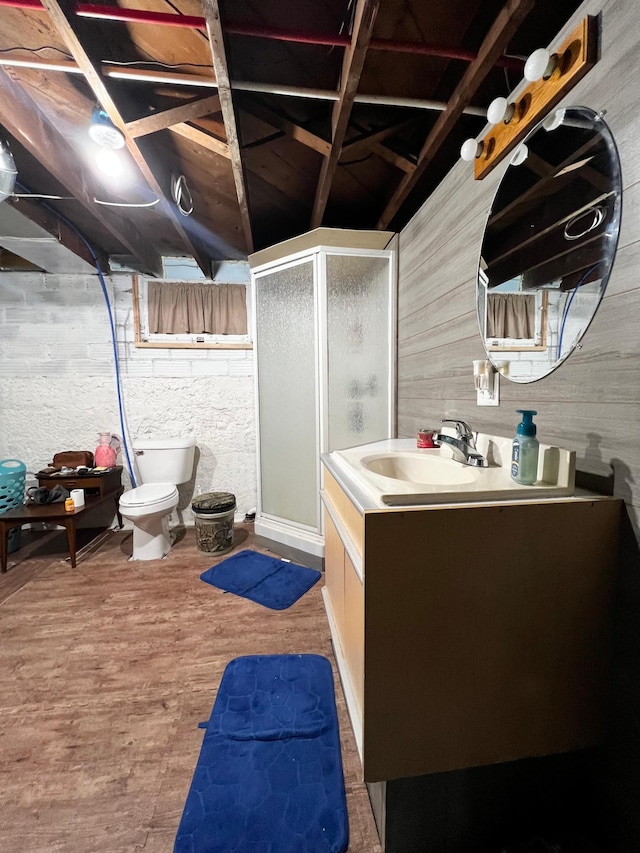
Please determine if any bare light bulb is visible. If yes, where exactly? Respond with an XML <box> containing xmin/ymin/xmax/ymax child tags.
<box><xmin>543</xmin><ymin>108</ymin><xmax>566</xmax><ymax>131</ymax></box>
<box><xmin>460</xmin><ymin>138</ymin><xmax>482</xmax><ymax>162</ymax></box>
<box><xmin>510</xmin><ymin>143</ymin><xmax>528</xmax><ymax>166</ymax></box>
<box><xmin>486</xmin><ymin>97</ymin><xmax>515</xmax><ymax>125</ymax></box>
<box><xmin>95</xmin><ymin>147</ymin><xmax>123</xmax><ymax>176</ymax></box>
<box><xmin>524</xmin><ymin>48</ymin><xmax>557</xmax><ymax>82</ymax></box>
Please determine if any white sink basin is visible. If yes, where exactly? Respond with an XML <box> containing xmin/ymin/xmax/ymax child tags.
<box><xmin>362</xmin><ymin>452</ymin><xmax>478</xmax><ymax>486</ymax></box>
<box><xmin>329</xmin><ymin>436</ymin><xmax>576</xmax><ymax>506</ymax></box>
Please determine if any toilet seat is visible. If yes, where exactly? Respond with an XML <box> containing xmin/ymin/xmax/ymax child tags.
<box><xmin>120</xmin><ymin>483</ymin><xmax>178</xmax><ymax>510</ymax></box>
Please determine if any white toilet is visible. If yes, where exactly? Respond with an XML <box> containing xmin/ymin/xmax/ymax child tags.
<box><xmin>119</xmin><ymin>436</ymin><xmax>196</xmax><ymax>561</ymax></box>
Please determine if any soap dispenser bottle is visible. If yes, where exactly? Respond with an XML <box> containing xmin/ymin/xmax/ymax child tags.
<box><xmin>511</xmin><ymin>410</ymin><xmax>539</xmax><ymax>485</ymax></box>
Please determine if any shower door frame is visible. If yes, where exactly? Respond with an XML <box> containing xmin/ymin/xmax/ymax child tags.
<box><xmin>252</xmin><ymin>244</ymin><xmax>396</xmax><ymax>559</ymax></box>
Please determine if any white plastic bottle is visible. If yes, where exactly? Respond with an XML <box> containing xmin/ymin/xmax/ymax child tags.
<box><xmin>511</xmin><ymin>410</ymin><xmax>539</xmax><ymax>485</ymax></box>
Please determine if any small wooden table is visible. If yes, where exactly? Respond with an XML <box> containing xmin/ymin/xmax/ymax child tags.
<box><xmin>36</xmin><ymin>466</ymin><xmax>123</xmax><ymax>500</ymax></box>
<box><xmin>0</xmin><ymin>489</ymin><xmax>123</xmax><ymax>573</ymax></box>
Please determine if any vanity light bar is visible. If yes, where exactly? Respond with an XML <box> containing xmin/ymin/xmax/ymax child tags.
<box><xmin>473</xmin><ymin>15</ymin><xmax>599</xmax><ymax>180</ymax></box>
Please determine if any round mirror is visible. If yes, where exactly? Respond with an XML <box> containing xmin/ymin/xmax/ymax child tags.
<box><xmin>477</xmin><ymin>106</ymin><xmax>622</xmax><ymax>383</ymax></box>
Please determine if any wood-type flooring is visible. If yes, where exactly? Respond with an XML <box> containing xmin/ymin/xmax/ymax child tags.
<box><xmin>0</xmin><ymin>522</ymin><xmax>382</xmax><ymax>853</ymax></box>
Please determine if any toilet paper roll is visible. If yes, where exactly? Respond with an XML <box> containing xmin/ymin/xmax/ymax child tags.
<box><xmin>70</xmin><ymin>489</ymin><xmax>85</xmax><ymax>508</ymax></box>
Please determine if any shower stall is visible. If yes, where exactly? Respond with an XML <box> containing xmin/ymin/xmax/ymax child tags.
<box><xmin>251</xmin><ymin>231</ymin><xmax>396</xmax><ymax>561</ymax></box>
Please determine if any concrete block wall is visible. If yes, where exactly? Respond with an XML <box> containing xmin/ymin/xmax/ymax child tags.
<box><xmin>0</xmin><ymin>270</ymin><xmax>257</xmax><ymax>526</ymax></box>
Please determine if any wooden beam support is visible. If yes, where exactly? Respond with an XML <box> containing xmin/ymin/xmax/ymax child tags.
<box><xmin>169</xmin><ymin>123</ymin><xmax>230</xmax><ymax>158</ymax></box>
<box><xmin>39</xmin><ymin>0</ymin><xmax>214</xmax><ymax>273</ymax></box>
<box><xmin>201</xmin><ymin>0</ymin><xmax>254</xmax><ymax>253</ymax></box>
<box><xmin>7</xmin><ymin>194</ymin><xmax>109</xmax><ymax>271</ymax></box>
<box><xmin>372</xmin><ymin>143</ymin><xmax>416</xmax><ymax>174</ymax></box>
<box><xmin>310</xmin><ymin>0</ymin><xmax>380</xmax><ymax>229</ymax></box>
<box><xmin>341</xmin><ymin>118</ymin><xmax>416</xmax><ymax>158</ymax></box>
<box><xmin>126</xmin><ymin>95</ymin><xmax>221</xmax><ymax>138</ymax></box>
<box><xmin>377</xmin><ymin>0</ymin><xmax>535</xmax><ymax>230</ymax></box>
<box><xmin>0</xmin><ymin>67</ymin><xmax>162</xmax><ymax>276</ymax></box>
<box><xmin>240</xmin><ymin>98</ymin><xmax>331</xmax><ymax>156</ymax></box>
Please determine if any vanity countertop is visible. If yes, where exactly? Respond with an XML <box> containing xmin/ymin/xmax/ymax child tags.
<box><xmin>321</xmin><ymin>437</ymin><xmax>600</xmax><ymax>514</ymax></box>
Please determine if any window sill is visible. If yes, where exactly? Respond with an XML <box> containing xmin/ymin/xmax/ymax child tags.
<box><xmin>135</xmin><ymin>340</ymin><xmax>253</xmax><ymax>350</ymax></box>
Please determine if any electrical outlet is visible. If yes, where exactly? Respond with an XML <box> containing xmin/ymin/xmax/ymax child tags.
<box><xmin>477</xmin><ymin>372</ymin><xmax>499</xmax><ymax>406</ymax></box>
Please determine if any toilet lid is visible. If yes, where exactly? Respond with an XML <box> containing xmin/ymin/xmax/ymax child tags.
<box><xmin>120</xmin><ymin>483</ymin><xmax>178</xmax><ymax>507</ymax></box>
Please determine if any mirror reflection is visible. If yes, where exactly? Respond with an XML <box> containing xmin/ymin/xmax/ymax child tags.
<box><xmin>477</xmin><ymin>106</ymin><xmax>622</xmax><ymax>383</ymax></box>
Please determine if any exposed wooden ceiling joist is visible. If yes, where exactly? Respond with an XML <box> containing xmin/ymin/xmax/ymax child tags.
<box><xmin>240</xmin><ymin>99</ymin><xmax>331</xmax><ymax>157</ymax></box>
<box><xmin>372</xmin><ymin>143</ymin><xmax>416</xmax><ymax>174</ymax></box>
<box><xmin>38</xmin><ymin>0</ymin><xmax>214</xmax><ymax>273</ymax></box>
<box><xmin>341</xmin><ymin>118</ymin><xmax>417</xmax><ymax>159</ymax></box>
<box><xmin>0</xmin><ymin>66</ymin><xmax>161</xmax><ymax>275</ymax></box>
<box><xmin>310</xmin><ymin>0</ymin><xmax>381</xmax><ymax>229</ymax></box>
<box><xmin>201</xmin><ymin>0</ymin><xmax>254</xmax><ymax>253</ymax></box>
<box><xmin>169</xmin><ymin>123</ymin><xmax>230</xmax><ymax>158</ymax></box>
<box><xmin>126</xmin><ymin>95</ymin><xmax>222</xmax><ymax>139</ymax></box>
<box><xmin>7</xmin><ymin>193</ymin><xmax>109</xmax><ymax>271</ymax></box>
<box><xmin>377</xmin><ymin>0</ymin><xmax>535</xmax><ymax>230</ymax></box>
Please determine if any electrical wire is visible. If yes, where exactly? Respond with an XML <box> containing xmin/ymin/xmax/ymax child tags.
<box><xmin>557</xmin><ymin>263</ymin><xmax>601</xmax><ymax>359</ymax></box>
<box><xmin>94</xmin><ymin>197</ymin><xmax>160</xmax><ymax>207</ymax></box>
<box><xmin>171</xmin><ymin>174</ymin><xmax>193</xmax><ymax>216</ymax></box>
<box><xmin>0</xmin><ymin>46</ymin><xmax>74</xmax><ymax>59</ymax></box>
<box><xmin>339</xmin><ymin>153</ymin><xmax>373</xmax><ymax>166</ymax></box>
<box><xmin>12</xmin><ymin>193</ymin><xmax>75</xmax><ymax>200</ymax></box>
<box><xmin>15</xmin><ymin>180</ymin><xmax>138</xmax><ymax>489</ymax></box>
<box><xmin>0</xmin><ymin>45</ymin><xmax>213</xmax><ymax>71</ymax></box>
<box><xmin>13</xmin><ymin>193</ymin><xmax>160</xmax><ymax>207</ymax></box>
<box><xmin>103</xmin><ymin>58</ymin><xmax>213</xmax><ymax>69</ymax></box>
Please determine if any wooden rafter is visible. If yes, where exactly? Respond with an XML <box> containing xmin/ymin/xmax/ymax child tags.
<box><xmin>126</xmin><ymin>95</ymin><xmax>221</xmax><ymax>138</ymax></box>
<box><xmin>38</xmin><ymin>0</ymin><xmax>213</xmax><ymax>274</ymax></box>
<box><xmin>377</xmin><ymin>0</ymin><xmax>535</xmax><ymax>230</ymax></box>
<box><xmin>240</xmin><ymin>99</ymin><xmax>330</xmax><ymax>156</ymax></box>
<box><xmin>170</xmin><ymin>124</ymin><xmax>230</xmax><ymax>158</ymax></box>
<box><xmin>0</xmin><ymin>67</ymin><xmax>162</xmax><ymax>276</ymax></box>
<box><xmin>372</xmin><ymin>143</ymin><xmax>416</xmax><ymax>174</ymax></box>
<box><xmin>7</xmin><ymin>194</ymin><xmax>109</xmax><ymax>271</ymax></box>
<box><xmin>341</xmin><ymin>118</ymin><xmax>416</xmax><ymax>158</ymax></box>
<box><xmin>310</xmin><ymin>0</ymin><xmax>380</xmax><ymax>229</ymax></box>
<box><xmin>200</xmin><ymin>0</ymin><xmax>254</xmax><ymax>253</ymax></box>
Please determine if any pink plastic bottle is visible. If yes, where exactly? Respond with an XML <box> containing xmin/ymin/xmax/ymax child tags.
<box><xmin>95</xmin><ymin>432</ymin><xmax>117</xmax><ymax>468</ymax></box>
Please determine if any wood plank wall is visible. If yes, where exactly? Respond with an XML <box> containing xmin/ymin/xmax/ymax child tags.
<box><xmin>398</xmin><ymin>0</ymin><xmax>640</xmax><ymax>535</ymax></box>
<box><xmin>397</xmin><ymin>2</ymin><xmax>640</xmax><ymax>847</ymax></box>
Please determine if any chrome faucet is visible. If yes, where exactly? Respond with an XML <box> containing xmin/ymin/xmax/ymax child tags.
<box><xmin>433</xmin><ymin>419</ymin><xmax>488</xmax><ymax>468</ymax></box>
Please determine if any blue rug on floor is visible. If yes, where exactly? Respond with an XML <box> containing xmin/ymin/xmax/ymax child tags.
<box><xmin>174</xmin><ymin>654</ymin><xmax>349</xmax><ymax>853</ymax></box>
<box><xmin>200</xmin><ymin>549</ymin><xmax>321</xmax><ymax>610</ymax></box>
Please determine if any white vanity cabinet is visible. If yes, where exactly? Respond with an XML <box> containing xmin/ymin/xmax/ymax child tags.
<box><xmin>321</xmin><ymin>465</ymin><xmax>622</xmax><ymax>784</ymax></box>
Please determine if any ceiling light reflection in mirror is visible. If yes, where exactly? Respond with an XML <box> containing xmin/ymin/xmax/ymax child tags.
<box><xmin>476</xmin><ymin>106</ymin><xmax>622</xmax><ymax>384</ymax></box>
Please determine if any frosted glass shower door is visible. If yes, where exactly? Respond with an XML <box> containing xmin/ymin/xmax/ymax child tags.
<box><xmin>255</xmin><ymin>259</ymin><xmax>319</xmax><ymax>529</ymax></box>
<box><xmin>325</xmin><ymin>253</ymin><xmax>393</xmax><ymax>451</ymax></box>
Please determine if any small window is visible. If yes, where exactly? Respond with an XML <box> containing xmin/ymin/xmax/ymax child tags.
<box><xmin>133</xmin><ymin>271</ymin><xmax>252</xmax><ymax>350</ymax></box>
<box><xmin>482</xmin><ymin>278</ymin><xmax>547</xmax><ymax>351</ymax></box>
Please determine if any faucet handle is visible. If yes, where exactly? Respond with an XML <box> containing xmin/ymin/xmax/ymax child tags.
<box><xmin>441</xmin><ymin>419</ymin><xmax>474</xmax><ymax>442</ymax></box>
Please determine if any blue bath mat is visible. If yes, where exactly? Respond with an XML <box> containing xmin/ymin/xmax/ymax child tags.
<box><xmin>200</xmin><ymin>549</ymin><xmax>321</xmax><ymax>610</ymax></box>
<box><xmin>174</xmin><ymin>654</ymin><xmax>349</xmax><ymax>853</ymax></box>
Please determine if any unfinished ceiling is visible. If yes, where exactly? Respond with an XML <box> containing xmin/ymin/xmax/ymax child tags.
<box><xmin>0</xmin><ymin>0</ymin><xmax>584</xmax><ymax>276</ymax></box>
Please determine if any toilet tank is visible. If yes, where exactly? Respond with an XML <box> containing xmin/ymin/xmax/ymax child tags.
<box><xmin>133</xmin><ymin>437</ymin><xmax>195</xmax><ymax>485</ymax></box>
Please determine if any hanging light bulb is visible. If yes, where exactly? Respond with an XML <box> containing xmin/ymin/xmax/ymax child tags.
<box><xmin>486</xmin><ymin>97</ymin><xmax>516</xmax><ymax>125</ymax></box>
<box><xmin>524</xmin><ymin>48</ymin><xmax>558</xmax><ymax>82</ymax></box>
<box><xmin>95</xmin><ymin>147</ymin><xmax>124</xmax><ymax>177</ymax></box>
<box><xmin>88</xmin><ymin>107</ymin><xmax>125</xmax><ymax>149</ymax></box>
<box><xmin>460</xmin><ymin>138</ymin><xmax>483</xmax><ymax>162</ymax></box>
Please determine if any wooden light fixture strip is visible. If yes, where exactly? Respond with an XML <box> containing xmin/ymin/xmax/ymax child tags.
<box><xmin>474</xmin><ymin>15</ymin><xmax>599</xmax><ymax>180</ymax></box>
